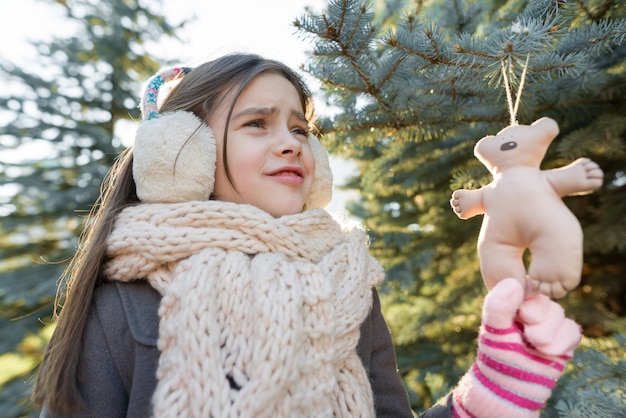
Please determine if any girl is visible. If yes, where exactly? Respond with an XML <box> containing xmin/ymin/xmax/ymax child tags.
<box><xmin>33</xmin><ymin>53</ymin><xmax>580</xmax><ymax>418</ymax></box>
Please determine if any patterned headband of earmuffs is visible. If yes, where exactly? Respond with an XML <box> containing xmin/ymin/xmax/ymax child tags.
<box><xmin>132</xmin><ymin>66</ymin><xmax>333</xmax><ymax>209</ymax></box>
<box><xmin>141</xmin><ymin>66</ymin><xmax>192</xmax><ymax>121</ymax></box>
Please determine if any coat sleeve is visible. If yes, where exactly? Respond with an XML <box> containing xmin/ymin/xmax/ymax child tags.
<box><xmin>359</xmin><ymin>288</ymin><xmax>454</xmax><ymax>418</ymax></box>
<box><xmin>40</xmin><ymin>281</ymin><xmax>160</xmax><ymax>418</ymax></box>
<box><xmin>40</xmin><ymin>289</ymin><xmax>129</xmax><ymax>418</ymax></box>
<box><xmin>359</xmin><ymin>288</ymin><xmax>414</xmax><ymax>417</ymax></box>
<box><xmin>92</xmin><ymin>281</ymin><xmax>159</xmax><ymax>418</ymax></box>
<box><xmin>419</xmin><ymin>393</ymin><xmax>454</xmax><ymax>418</ymax></box>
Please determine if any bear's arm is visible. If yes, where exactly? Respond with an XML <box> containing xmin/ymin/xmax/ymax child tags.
<box><xmin>545</xmin><ymin>157</ymin><xmax>604</xmax><ymax>197</ymax></box>
<box><xmin>450</xmin><ymin>188</ymin><xmax>485</xmax><ymax>220</ymax></box>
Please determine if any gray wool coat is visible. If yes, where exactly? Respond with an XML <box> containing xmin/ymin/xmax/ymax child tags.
<box><xmin>41</xmin><ymin>281</ymin><xmax>453</xmax><ymax>418</ymax></box>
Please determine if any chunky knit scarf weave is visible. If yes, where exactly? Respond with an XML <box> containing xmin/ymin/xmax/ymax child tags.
<box><xmin>104</xmin><ymin>201</ymin><xmax>383</xmax><ymax>418</ymax></box>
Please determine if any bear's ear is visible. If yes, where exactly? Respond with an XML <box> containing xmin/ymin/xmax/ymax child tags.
<box><xmin>531</xmin><ymin>117</ymin><xmax>559</xmax><ymax>141</ymax></box>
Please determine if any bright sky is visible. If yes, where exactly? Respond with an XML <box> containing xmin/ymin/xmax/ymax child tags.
<box><xmin>0</xmin><ymin>0</ymin><xmax>358</xmax><ymax>214</ymax></box>
<box><xmin>0</xmin><ymin>0</ymin><xmax>326</xmax><ymax>78</ymax></box>
<box><xmin>159</xmin><ymin>1</ymin><xmax>325</xmax><ymax>69</ymax></box>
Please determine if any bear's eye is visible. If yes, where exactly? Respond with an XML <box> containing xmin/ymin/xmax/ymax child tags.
<box><xmin>501</xmin><ymin>141</ymin><xmax>517</xmax><ymax>151</ymax></box>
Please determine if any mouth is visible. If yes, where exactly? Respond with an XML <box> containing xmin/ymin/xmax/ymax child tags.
<box><xmin>268</xmin><ymin>166</ymin><xmax>304</xmax><ymax>178</ymax></box>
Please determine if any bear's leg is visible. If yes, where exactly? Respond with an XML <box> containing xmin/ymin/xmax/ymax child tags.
<box><xmin>528</xmin><ymin>236</ymin><xmax>583</xmax><ymax>299</ymax></box>
<box><xmin>478</xmin><ymin>242</ymin><xmax>527</xmax><ymax>292</ymax></box>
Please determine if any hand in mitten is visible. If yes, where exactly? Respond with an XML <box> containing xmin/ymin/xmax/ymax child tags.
<box><xmin>451</xmin><ymin>278</ymin><xmax>581</xmax><ymax>418</ymax></box>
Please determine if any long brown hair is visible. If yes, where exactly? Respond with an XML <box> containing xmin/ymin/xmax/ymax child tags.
<box><xmin>32</xmin><ymin>53</ymin><xmax>313</xmax><ymax>414</ymax></box>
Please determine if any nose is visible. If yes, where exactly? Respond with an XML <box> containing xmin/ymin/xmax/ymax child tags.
<box><xmin>274</xmin><ymin>128</ymin><xmax>303</xmax><ymax>157</ymax></box>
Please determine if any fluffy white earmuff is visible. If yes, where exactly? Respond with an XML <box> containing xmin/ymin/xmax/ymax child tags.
<box><xmin>305</xmin><ymin>134</ymin><xmax>333</xmax><ymax>209</ymax></box>
<box><xmin>133</xmin><ymin>111</ymin><xmax>216</xmax><ymax>203</ymax></box>
<box><xmin>133</xmin><ymin>67</ymin><xmax>216</xmax><ymax>203</ymax></box>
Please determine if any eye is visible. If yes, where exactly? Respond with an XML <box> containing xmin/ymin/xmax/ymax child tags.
<box><xmin>501</xmin><ymin>141</ymin><xmax>517</xmax><ymax>151</ymax></box>
<box><xmin>291</xmin><ymin>127</ymin><xmax>309</xmax><ymax>137</ymax></box>
<box><xmin>245</xmin><ymin>119</ymin><xmax>265</xmax><ymax>128</ymax></box>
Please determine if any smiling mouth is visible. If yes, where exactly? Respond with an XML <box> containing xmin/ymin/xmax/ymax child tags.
<box><xmin>267</xmin><ymin>168</ymin><xmax>305</xmax><ymax>185</ymax></box>
<box><xmin>272</xmin><ymin>170</ymin><xmax>302</xmax><ymax>178</ymax></box>
<box><xmin>268</xmin><ymin>167</ymin><xmax>304</xmax><ymax>178</ymax></box>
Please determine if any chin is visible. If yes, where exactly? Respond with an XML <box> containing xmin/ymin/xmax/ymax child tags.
<box><xmin>264</xmin><ymin>202</ymin><xmax>306</xmax><ymax>218</ymax></box>
<box><xmin>269</xmin><ymin>208</ymin><xmax>304</xmax><ymax>218</ymax></box>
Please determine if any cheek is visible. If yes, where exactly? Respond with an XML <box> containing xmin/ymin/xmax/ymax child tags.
<box><xmin>216</xmin><ymin>139</ymin><xmax>266</xmax><ymax>193</ymax></box>
<box><xmin>304</xmin><ymin>148</ymin><xmax>317</xmax><ymax>189</ymax></box>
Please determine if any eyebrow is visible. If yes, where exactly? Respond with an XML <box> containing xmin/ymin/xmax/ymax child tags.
<box><xmin>233</xmin><ymin>106</ymin><xmax>307</xmax><ymax>123</ymax></box>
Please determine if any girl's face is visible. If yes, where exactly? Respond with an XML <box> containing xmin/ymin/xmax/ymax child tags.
<box><xmin>208</xmin><ymin>72</ymin><xmax>316</xmax><ymax>217</ymax></box>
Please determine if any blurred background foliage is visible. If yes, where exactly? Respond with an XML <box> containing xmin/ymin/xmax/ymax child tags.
<box><xmin>0</xmin><ymin>0</ymin><xmax>180</xmax><ymax>415</ymax></box>
<box><xmin>1</xmin><ymin>0</ymin><xmax>624</xmax><ymax>416</ymax></box>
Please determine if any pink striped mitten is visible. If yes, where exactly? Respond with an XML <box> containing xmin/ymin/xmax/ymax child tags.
<box><xmin>451</xmin><ymin>278</ymin><xmax>581</xmax><ymax>418</ymax></box>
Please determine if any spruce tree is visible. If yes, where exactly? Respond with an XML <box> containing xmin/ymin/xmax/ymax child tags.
<box><xmin>296</xmin><ymin>0</ymin><xmax>626</xmax><ymax>415</ymax></box>
<box><xmin>0</xmin><ymin>0</ymin><xmax>182</xmax><ymax>414</ymax></box>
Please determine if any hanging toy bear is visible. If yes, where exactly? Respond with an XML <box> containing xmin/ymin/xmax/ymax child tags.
<box><xmin>449</xmin><ymin>58</ymin><xmax>604</xmax><ymax>299</ymax></box>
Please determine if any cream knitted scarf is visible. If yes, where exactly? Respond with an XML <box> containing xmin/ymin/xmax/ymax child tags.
<box><xmin>104</xmin><ymin>200</ymin><xmax>383</xmax><ymax>418</ymax></box>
